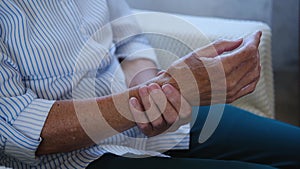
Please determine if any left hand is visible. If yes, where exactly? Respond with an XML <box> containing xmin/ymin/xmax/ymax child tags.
<box><xmin>155</xmin><ymin>32</ymin><xmax>262</xmax><ymax>106</ymax></box>
<box><xmin>129</xmin><ymin>83</ymin><xmax>192</xmax><ymax>137</ymax></box>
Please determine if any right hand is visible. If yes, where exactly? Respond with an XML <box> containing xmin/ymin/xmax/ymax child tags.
<box><xmin>129</xmin><ymin>83</ymin><xmax>192</xmax><ymax>137</ymax></box>
<box><xmin>156</xmin><ymin>31</ymin><xmax>262</xmax><ymax>106</ymax></box>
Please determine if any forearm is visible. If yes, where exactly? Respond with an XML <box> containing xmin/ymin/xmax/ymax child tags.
<box><xmin>36</xmin><ymin>75</ymin><xmax>169</xmax><ymax>156</ymax></box>
<box><xmin>37</xmin><ymin>58</ymin><xmax>160</xmax><ymax>155</ymax></box>
<box><xmin>36</xmin><ymin>100</ymin><xmax>96</xmax><ymax>155</ymax></box>
<box><xmin>36</xmin><ymin>93</ymin><xmax>135</xmax><ymax>155</ymax></box>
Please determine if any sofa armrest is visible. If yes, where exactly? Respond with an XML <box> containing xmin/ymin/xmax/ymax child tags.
<box><xmin>133</xmin><ymin>10</ymin><xmax>274</xmax><ymax>118</ymax></box>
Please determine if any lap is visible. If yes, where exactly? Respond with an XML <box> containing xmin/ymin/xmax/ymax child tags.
<box><xmin>87</xmin><ymin>105</ymin><xmax>300</xmax><ymax>169</ymax></box>
<box><xmin>168</xmin><ymin>105</ymin><xmax>300</xmax><ymax>168</ymax></box>
<box><xmin>87</xmin><ymin>153</ymin><xmax>275</xmax><ymax>169</ymax></box>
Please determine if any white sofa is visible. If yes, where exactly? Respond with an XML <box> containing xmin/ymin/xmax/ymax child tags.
<box><xmin>133</xmin><ymin>10</ymin><xmax>274</xmax><ymax>118</ymax></box>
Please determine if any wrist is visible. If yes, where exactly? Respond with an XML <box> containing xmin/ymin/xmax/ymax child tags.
<box><xmin>128</xmin><ymin>67</ymin><xmax>159</xmax><ymax>87</ymax></box>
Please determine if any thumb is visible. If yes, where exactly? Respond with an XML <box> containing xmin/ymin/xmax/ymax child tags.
<box><xmin>213</xmin><ymin>38</ymin><xmax>244</xmax><ymax>55</ymax></box>
<box><xmin>244</xmin><ymin>31</ymin><xmax>262</xmax><ymax>48</ymax></box>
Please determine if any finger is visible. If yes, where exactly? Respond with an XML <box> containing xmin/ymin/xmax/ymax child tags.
<box><xmin>195</xmin><ymin>38</ymin><xmax>243</xmax><ymax>58</ymax></box>
<box><xmin>147</xmin><ymin>83</ymin><xmax>168</xmax><ymax>131</ymax></box>
<box><xmin>162</xmin><ymin>84</ymin><xmax>192</xmax><ymax>124</ymax></box>
<box><xmin>129</xmin><ymin>97</ymin><xmax>152</xmax><ymax>135</ymax></box>
<box><xmin>139</xmin><ymin>86</ymin><xmax>161</xmax><ymax>123</ymax></box>
<box><xmin>244</xmin><ymin>31</ymin><xmax>262</xmax><ymax>48</ymax></box>
<box><xmin>213</xmin><ymin>38</ymin><xmax>243</xmax><ymax>55</ymax></box>
<box><xmin>140</xmin><ymin>84</ymin><xmax>168</xmax><ymax>134</ymax></box>
<box><xmin>231</xmin><ymin>81</ymin><xmax>258</xmax><ymax>102</ymax></box>
<box><xmin>148</xmin><ymin>84</ymin><xmax>179</xmax><ymax>127</ymax></box>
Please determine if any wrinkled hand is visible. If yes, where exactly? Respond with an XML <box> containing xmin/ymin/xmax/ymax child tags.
<box><xmin>128</xmin><ymin>31</ymin><xmax>261</xmax><ymax>136</ymax></box>
<box><xmin>129</xmin><ymin>83</ymin><xmax>192</xmax><ymax>137</ymax></box>
<box><xmin>154</xmin><ymin>31</ymin><xmax>262</xmax><ymax>106</ymax></box>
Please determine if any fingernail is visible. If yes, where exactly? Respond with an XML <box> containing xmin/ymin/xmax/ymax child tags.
<box><xmin>130</xmin><ymin>97</ymin><xmax>138</xmax><ymax>106</ymax></box>
<box><xmin>257</xmin><ymin>31</ymin><xmax>262</xmax><ymax>36</ymax></box>
<box><xmin>149</xmin><ymin>83</ymin><xmax>160</xmax><ymax>93</ymax></box>
<box><xmin>236</xmin><ymin>38</ymin><xmax>244</xmax><ymax>45</ymax></box>
<box><xmin>129</xmin><ymin>97</ymin><xmax>137</xmax><ymax>106</ymax></box>
<box><xmin>162</xmin><ymin>84</ymin><xmax>172</xmax><ymax>95</ymax></box>
<box><xmin>149</xmin><ymin>83</ymin><xmax>159</xmax><ymax>89</ymax></box>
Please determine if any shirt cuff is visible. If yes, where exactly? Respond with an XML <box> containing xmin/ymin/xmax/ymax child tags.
<box><xmin>4</xmin><ymin>94</ymin><xmax>55</xmax><ymax>165</ymax></box>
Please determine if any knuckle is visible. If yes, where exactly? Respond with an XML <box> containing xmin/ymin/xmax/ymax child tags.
<box><xmin>165</xmin><ymin>115</ymin><xmax>178</xmax><ymax>126</ymax></box>
<box><xmin>152</xmin><ymin>121</ymin><xmax>165</xmax><ymax>131</ymax></box>
<box><xmin>139</xmin><ymin>124</ymin><xmax>151</xmax><ymax>132</ymax></box>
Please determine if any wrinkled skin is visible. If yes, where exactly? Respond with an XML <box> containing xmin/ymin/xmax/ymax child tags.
<box><xmin>129</xmin><ymin>31</ymin><xmax>262</xmax><ymax>137</ymax></box>
<box><xmin>156</xmin><ymin>31</ymin><xmax>262</xmax><ymax>106</ymax></box>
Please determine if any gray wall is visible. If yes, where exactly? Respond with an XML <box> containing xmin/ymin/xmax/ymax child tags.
<box><xmin>272</xmin><ymin>0</ymin><xmax>299</xmax><ymax>71</ymax></box>
<box><xmin>127</xmin><ymin>0</ymin><xmax>299</xmax><ymax>71</ymax></box>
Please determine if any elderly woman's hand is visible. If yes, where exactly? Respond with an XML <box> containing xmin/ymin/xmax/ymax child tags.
<box><xmin>129</xmin><ymin>83</ymin><xmax>192</xmax><ymax>137</ymax></box>
<box><xmin>155</xmin><ymin>31</ymin><xmax>262</xmax><ymax>106</ymax></box>
<box><xmin>128</xmin><ymin>31</ymin><xmax>261</xmax><ymax>137</ymax></box>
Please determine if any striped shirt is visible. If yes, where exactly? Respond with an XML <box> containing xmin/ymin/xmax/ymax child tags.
<box><xmin>0</xmin><ymin>0</ymin><xmax>189</xmax><ymax>168</ymax></box>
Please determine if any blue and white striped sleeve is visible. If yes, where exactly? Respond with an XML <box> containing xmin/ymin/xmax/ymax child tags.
<box><xmin>107</xmin><ymin>0</ymin><xmax>158</xmax><ymax>65</ymax></box>
<box><xmin>0</xmin><ymin>40</ymin><xmax>55</xmax><ymax>165</ymax></box>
